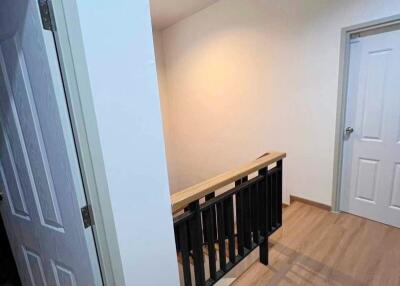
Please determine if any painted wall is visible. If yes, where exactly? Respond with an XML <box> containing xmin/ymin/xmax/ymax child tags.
<box><xmin>75</xmin><ymin>1</ymin><xmax>179</xmax><ymax>285</ymax></box>
<box><xmin>155</xmin><ymin>0</ymin><xmax>400</xmax><ymax>205</ymax></box>
<box><xmin>153</xmin><ymin>30</ymin><xmax>176</xmax><ymax>186</ymax></box>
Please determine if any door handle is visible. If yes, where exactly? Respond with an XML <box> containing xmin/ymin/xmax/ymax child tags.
<box><xmin>0</xmin><ymin>190</ymin><xmax>4</xmax><ymax>201</ymax></box>
<box><xmin>345</xmin><ymin>127</ymin><xmax>354</xmax><ymax>135</ymax></box>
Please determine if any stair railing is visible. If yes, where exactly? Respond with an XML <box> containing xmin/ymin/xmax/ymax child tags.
<box><xmin>171</xmin><ymin>152</ymin><xmax>286</xmax><ymax>286</ymax></box>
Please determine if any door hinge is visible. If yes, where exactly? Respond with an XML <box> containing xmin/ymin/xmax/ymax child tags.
<box><xmin>81</xmin><ymin>205</ymin><xmax>94</xmax><ymax>228</ymax></box>
<box><xmin>350</xmin><ymin>32</ymin><xmax>361</xmax><ymax>40</ymax></box>
<box><xmin>38</xmin><ymin>0</ymin><xmax>54</xmax><ymax>31</ymax></box>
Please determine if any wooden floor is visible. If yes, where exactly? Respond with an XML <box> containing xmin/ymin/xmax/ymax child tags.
<box><xmin>221</xmin><ymin>201</ymin><xmax>400</xmax><ymax>286</ymax></box>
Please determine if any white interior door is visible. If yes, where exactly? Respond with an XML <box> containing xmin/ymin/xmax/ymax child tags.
<box><xmin>340</xmin><ymin>24</ymin><xmax>400</xmax><ymax>228</ymax></box>
<box><xmin>0</xmin><ymin>0</ymin><xmax>102</xmax><ymax>285</ymax></box>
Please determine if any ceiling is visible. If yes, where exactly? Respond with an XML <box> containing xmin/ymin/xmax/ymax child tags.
<box><xmin>150</xmin><ymin>0</ymin><xmax>219</xmax><ymax>30</ymax></box>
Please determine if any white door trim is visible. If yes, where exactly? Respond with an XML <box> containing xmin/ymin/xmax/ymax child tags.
<box><xmin>47</xmin><ymin>1</ymin><xmax>125</xmax><ymax>285</ymax></box>
<box><xmin>332</xmin><ymin>14</ymin><xmax>400</xmax><ymax>212</ymax></box>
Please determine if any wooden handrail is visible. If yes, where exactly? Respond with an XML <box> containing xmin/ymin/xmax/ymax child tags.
<box><xmin>171</xmin><ymin>151</ymin><xmax>286</xmax><ymax>213</ymax></box>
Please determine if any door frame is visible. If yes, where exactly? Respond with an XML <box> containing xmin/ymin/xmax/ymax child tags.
<box><xmin>47</xmin><ymin>1</ymin><xmax>125</xmax><ymax>285</ymax></box>
<box><xmin>332</xmin><ymin>14</ymin><xmax>400</xmax><ymax>212</ymax></box>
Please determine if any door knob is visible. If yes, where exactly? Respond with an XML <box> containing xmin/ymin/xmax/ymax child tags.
<box><xmin>345</xmin><ymin>127</ymin><xmax>354</xmax><ymax>135</ymax></box>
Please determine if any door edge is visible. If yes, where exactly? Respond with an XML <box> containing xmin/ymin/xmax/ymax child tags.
<box><xmin>47</xmin><ymin>1</ymin><xmax>125</xmax><ymax>285</ymax></box>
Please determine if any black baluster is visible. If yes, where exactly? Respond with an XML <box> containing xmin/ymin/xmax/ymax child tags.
<box><xmin>179</xmin><ymin>222</ymin><xmax>192</xmax><ymax>286</ymax></box>
<box><xmin>184</xmin><ymin>206</ymin><xmax>193</xmax><ymax>252</ymax></box>
<box><xmin>258</xmin><ymin>168</ymin><xmax>269</xmax><ymax>265</ymax></box>
<box><xmin>188</xmin><ymin>201</ymin><xmax>205</xmax><ymax>286</ymax></box>
<box><xmin>203</xmin><ymin>193</ymin><xmax>217</xmax><ymax>244</ymax></box>
<box><xmin>174</xmin><ymin>225</ymin><xmax>180</xmax><ymax>252</ymax></box>
<box><xmin>224</xmin><ymin>196</ymin><xmax>236</xmax><ymax>264</ymax></box>
<box><xmin>251</xmin><ymin>183</ymin><xmax>260</xmax><ymax>244</ymax></box>
<box><xmin>235</xmin><ymin>180</ymin><xmax>244</xmax><ymax>257</ymax></box>
<box><xmin>204</xmin><ymin>207</ymin><xmax>217</xmax><ymax>281</ymax></box>
<box><xmin>258</xmin><ymin>168</ymin><xmax>268</xmax><ymax>237</ymax></box>
<box><xmin>271</xmin><ymin>171</ymin><xmax>277</xmax><ymax>230</ymax></box>
<box><xmin>277</xmin><ymin>160</ymin><xmax>283</xmax><ymax>226</ymax></box>
<box><xmin>243</xmin><ymin>187</ymin><xmax>252</xmax><ymax>250</ymax></box>
<box><xmin>267</xmin><ymin>173</ymin><xmax>272</xmax><ymax>234</ymax></box>
<box><xmin>216</xmin><ymin>202</ymin><xmax>227</xmax><ymax>272</ymax></box>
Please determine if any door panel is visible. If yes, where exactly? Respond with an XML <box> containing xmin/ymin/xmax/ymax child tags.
<box><xmin>390</xmin><ymin>163</ymin><xmax>400</xmax><ymax>209</ymax></box>
<box><xmin>359</xmin><ymin>49</ymin><xmax>389</xmax><ymax>141</ymax></box>
<box><xmin>2</xmin><ymin>37</ymin><xmax>64</xmax><ymax>231</ymax></box>
<box><xmin>52</xmin><ymin>263</ymin><xmax>77</xmax><ymax>286</ymax></box>
<box><xmin>341</xmin><ymin>26</ymin><xmax>400</xmax><ymax>228</ymax></box>
<box><xmin>23</xmin><ymin>247</ymin><xmax>48</xmax><ymax>286</ymax></box>
<box><xmin>354</xmin><ymin>158</ymin><xmax>379</xmax><ymax>203</ymax></box>
<box><xmin>0</xmin><ymin>129</ymin><xmax>30</xmax><ymax>220</ymax></box>
<box><xmin>0</xmin><ymin>0</ymin><xmax>102</xmax><ymax>285</ymax></box>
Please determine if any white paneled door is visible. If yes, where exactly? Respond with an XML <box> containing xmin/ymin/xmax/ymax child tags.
<box><xmin>0</xmin><ymin>1</ymin><xmax>102</xmax><ymax>285</ymax></box>
<box><xmin>341</xmin><ymin>25</ymin><xmax>400</xmax><ymax>228</ymax></box>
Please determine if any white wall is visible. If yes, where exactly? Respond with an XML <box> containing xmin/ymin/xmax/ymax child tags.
<box><xmin>75</xmin><ymin>1</ymin><xmax>179</xmax><ymax>285</ymax></box>
<box><xmin>153</xmin><ymin>30</ymin><xmax>176</xmax><ymax>187</ymax></box>
<box><xmin>155</xmin><ymin>0</ymin><xmax>400</xmax><ymax>205</ymax></box>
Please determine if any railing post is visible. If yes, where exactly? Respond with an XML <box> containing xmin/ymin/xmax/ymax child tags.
<box><xmin>189</xmin><ymin>201</ymin><xmax>205</xmax><ymax>286</ymax></box>
<box><xmin>258</xmin><ymin>167</ymin><xmax>269</xmax><ymax>265</ymax></box>
<box><xmin>259</xmin><ymin>237</ymin><xmax>269</xmax><ymax>266</ymax></box>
